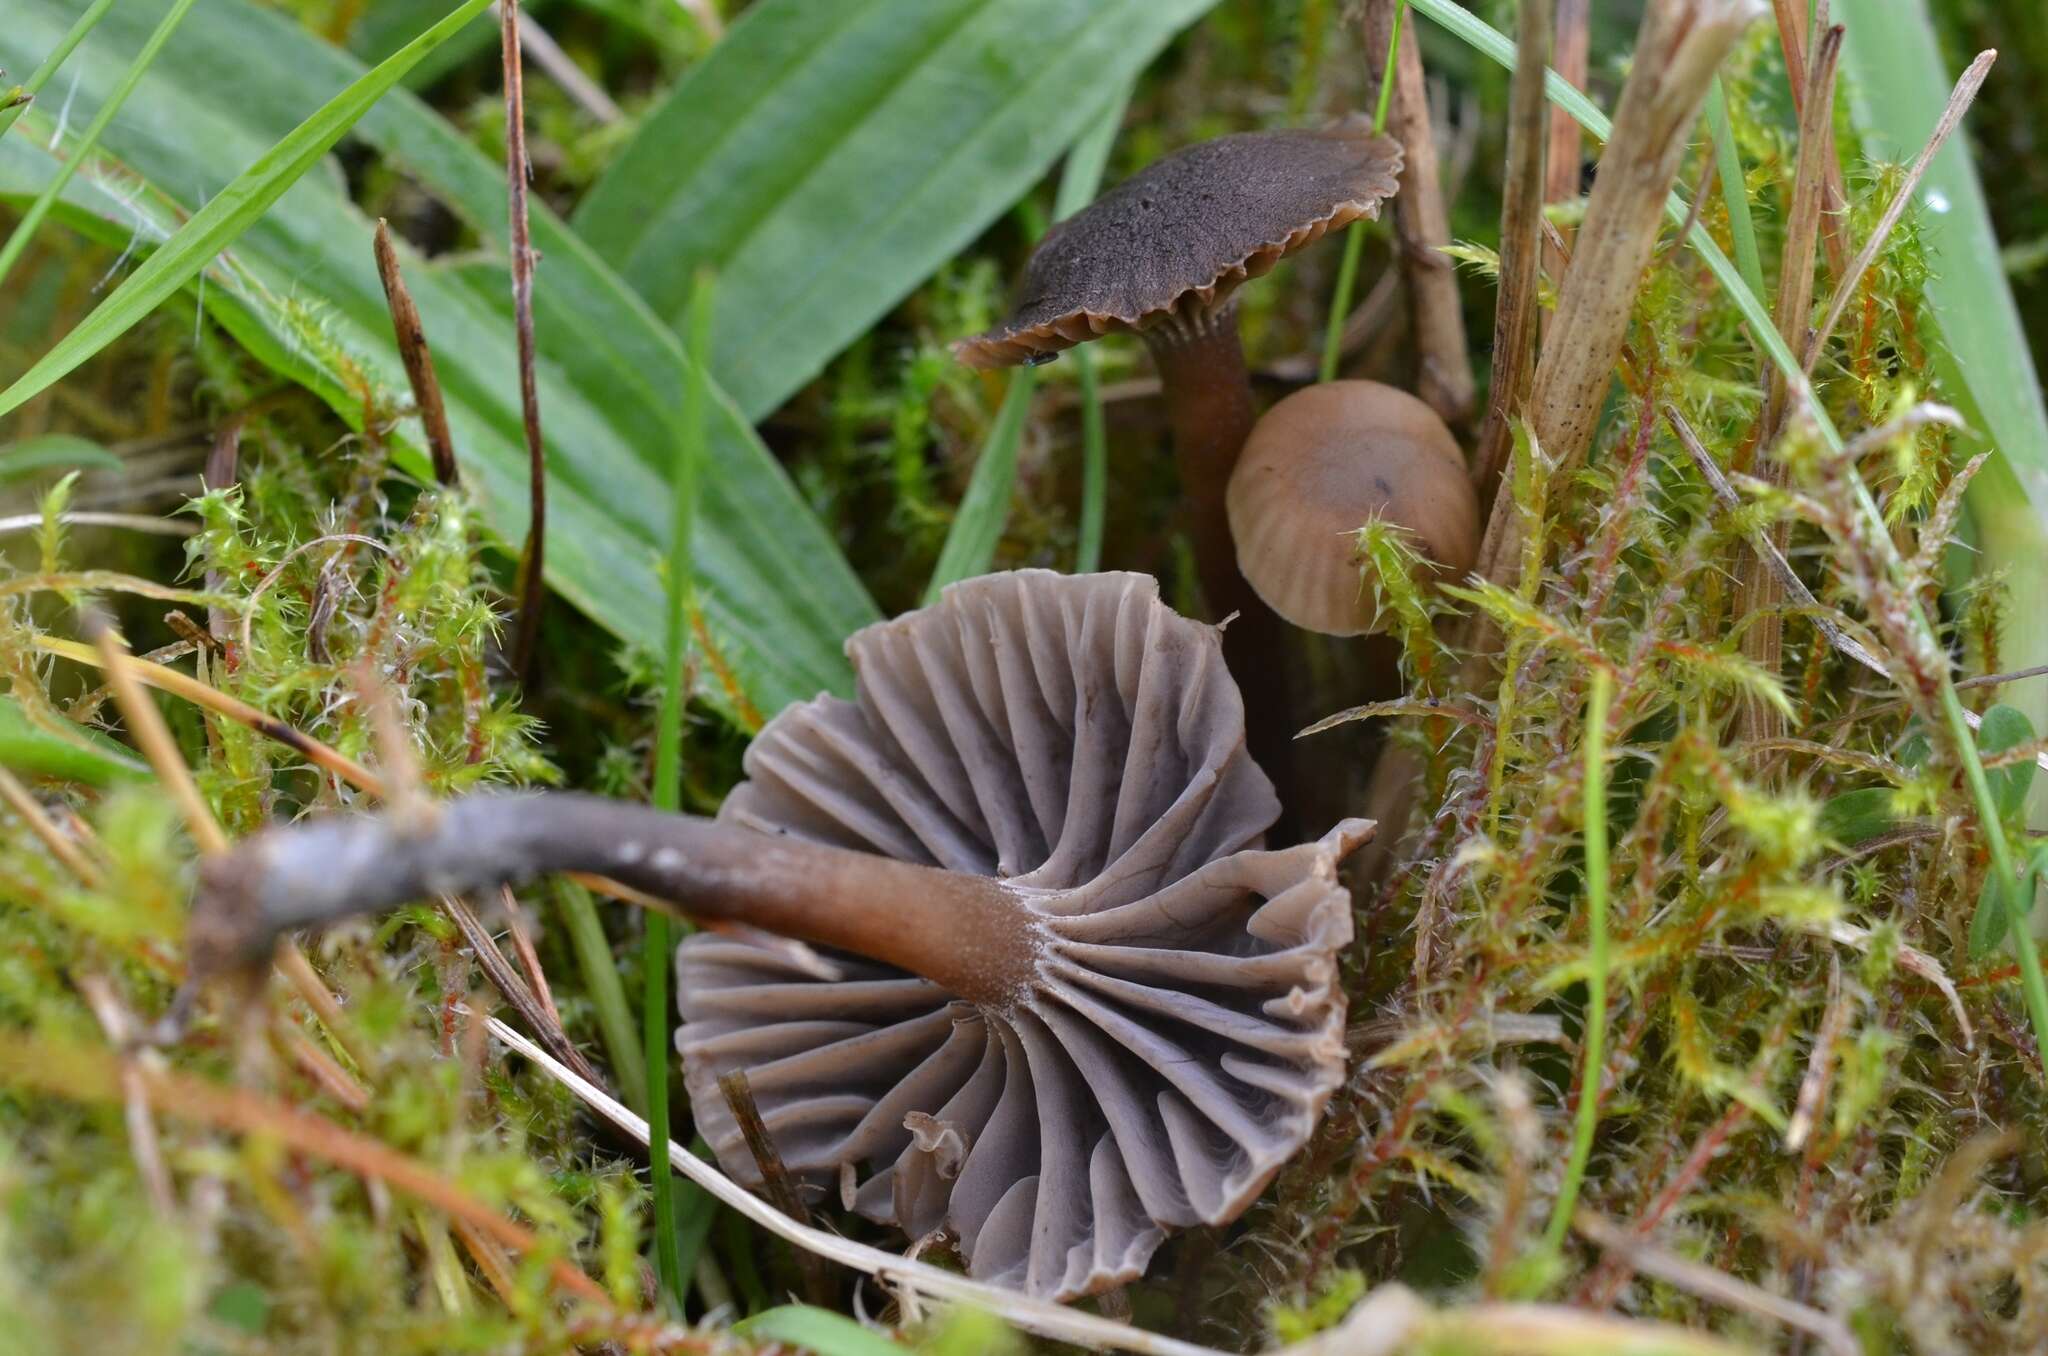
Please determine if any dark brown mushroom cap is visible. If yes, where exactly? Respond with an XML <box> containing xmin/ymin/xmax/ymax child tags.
<box><xmin>676</xmin><ymin>571</ymin><xmax>1370</xmax><ymax>1300</ymax></box>
<box><xmin>1227</xmin><ymin>381</ymin><xmax>1479</xmax><ymax>637</ymax></box>
<box><xmin>954</xmin><ymin>127</ymin><xmax>1404</xmax><ymax>369</ymax></box>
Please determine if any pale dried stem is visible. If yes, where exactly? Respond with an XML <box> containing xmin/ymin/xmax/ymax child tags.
<box><xmin>1362</xmin><ymin>0</ymin><xmax>1477</xmax><ymax>429</ymax></box>
<box><xmin>488</xmin><ymin>3</ymin><xmax>621</xmax><ymax>124</ymax></box>
<box><xmin>1467</xmin><ymin>0</ymin><xmax>1763</xmax><ymax>654</ymax></box>
<box><xmin>442</xmin><ymin>890</ymin><xmax>605</xmax><ymax>1090</ymax></box>
<box><xmin>1576</xmin><ymin>1211</ymin><xmax>1859</xmax><ymax>1356</ymax></box>
<box><xmin>1802</xmin><ymin>51</ymin><xmax>1996</xmax><ymax>374</ymax></box>
<box><xmin>1737</xmin><ymin>23</ymin><xmax>1842</xmax><ymax>742</ymax></box>
<box><xmin>77</xmin><ymin>974</ymin><xmax>178</xmax><ymax>1218</ymax></box>
<box><xmin>0</xmin><ymin>762</ymin><xmax>104</xmax><ymax>886</ymax></box>
<box><xmin>1784</xmin><ymin>953</ymin><xmax>1846</xmax><ymax>1152</ymax></box>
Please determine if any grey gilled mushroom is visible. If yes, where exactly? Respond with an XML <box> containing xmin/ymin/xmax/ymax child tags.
<box><xmin>187</xmin><ymin>570</ymin><xmax>1371</xmax><ymax>1302</ymax></box>
<box><xmin>955</xmin><ymin>127</ymin><xmax>1403</xmax><ymax>628</ymax></box>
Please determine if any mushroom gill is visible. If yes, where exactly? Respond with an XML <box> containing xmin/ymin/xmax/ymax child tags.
<box><xmin>678</xmin><ymin>570</ymin><xmax>1369</xmax><ymax>1299</ymax></box>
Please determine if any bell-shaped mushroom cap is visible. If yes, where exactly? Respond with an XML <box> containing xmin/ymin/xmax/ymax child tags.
<box><xmin>677</xmin><ymin>571</ymin><xmax>1370</xmax><ymax>1300</ymax></box>
<box><xmin>954</xmin><ymin>127</ymin><xmax>1404</xmax><ymax>370</ymax></box>
<box><xmin>1227</xmin><ymin>381</ymin><xmax>1479</xmax><ymax>637</ymax></box>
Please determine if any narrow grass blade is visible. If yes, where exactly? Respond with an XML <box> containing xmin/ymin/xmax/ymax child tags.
<box><xmin>928</xmin><ymin>90</ymin><xmax>1126</xmax><ymax>596</ymax></box>
<box><xmin>1057</xmin><ymin>86</ymin><xmax>1130</xmax><ymax>574</ymax></box>
<box><xmin>1706</xmin><ymin>76</ymin><xmax>1767</xmax><ymax>302</ymax></box>
<box><xmin>645</xmin><ymin>275</ymin><xmax>716</xmax><ymax>1312</ymax></box>
<box><xmin>1545</xmin><ymin>666</ymin><xmax>1612</xmax><ymax>1249</ymax></box>
<box><xmin>0</xmin><ymin>0</ymin><xmax>496</xmax><ymax>419</ymax></box>
<box><xmin>0</xmin><ymin>0</ymin><xmax>199</xmax><ymax>295</ymax></box>
<box><xmin>0</xmin><ymin>0</ymin><xmax>115</xmax><ymax>141</ymax></box>
<box><xmin>551</xmin><ymin>878</ymin><xmax>649</xmax><ymax>1114</ymax></box>
<box><xmin>1320</xmin><ymin>0</ymin><xmax>1405</xmax><ymax>385</ymax></box>
<box><xmin>734</xmin><ymin>1306</ymin><xmax>909</xmax><ymax>1355</ymax></box>
<box><xmin>0</xmin><ymin>695</ymin><xmax>147</xmax><ymax>785</ymax></box>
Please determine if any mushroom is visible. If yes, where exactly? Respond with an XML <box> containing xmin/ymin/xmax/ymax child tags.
<box><xmin>1226</xmin><ymin>381</ymin><xmax>1478</xmax><ymax>636</ymax></box>
<box><xmin>954</xmin><ymin>126</ymin><xmax>1404</xmax><ymax>627</ymax></box>
<box><xmin>188</xmin><ymin>570</ymin><xmax>1372</xmax><ymax>1301</ymax></box>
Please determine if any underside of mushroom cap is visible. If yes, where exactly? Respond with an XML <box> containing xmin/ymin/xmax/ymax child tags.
<box><xmin>676</xmin><ymin>571</ymin><xmax>1372</xmax><ymax>1300</ymax></box>
<box><xmin>954</xmin><ymin>126</ymin><xmax>1403</xmax><ymax>370</ymax></box>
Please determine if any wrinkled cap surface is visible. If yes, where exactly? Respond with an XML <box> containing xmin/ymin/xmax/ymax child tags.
<box><xmin>955</xmin><ymin>126</ymin><xmax>1403</xmax><ymax>369</ymax></box>
<box><xmin>676</xmin><ymin>571</ymin><xmax>1370</xmax><ymax>1300</ymax></box>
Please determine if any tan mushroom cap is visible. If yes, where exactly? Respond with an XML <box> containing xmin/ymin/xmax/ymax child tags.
<box><xmin>676</xmin><ymin>571</ymin><xmax>1371</xmax><ymax>1300</ymax></box>
<box><xmin>954</xmin><ymin>126</ymin><xmax>1404</xmax><ymax>369</ymax></box>
<box><xmin>1226</xmin><ymin>381</ymin><xmax>1479</xmax><ymax>637</ymax></box>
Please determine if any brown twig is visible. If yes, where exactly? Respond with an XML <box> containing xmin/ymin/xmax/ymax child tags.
<box><xmin>1541</xmin><ymin>0</ymin><xmax>1592</xmax><ymax>313</ymax></box>
<box><xmin>719</xmin><ymin>1070</ymin><xmax>835</xmax><ymax>1305</ymax></box>
<box><xmin>500</xmin><ymin>883</ymin><xmax>561</xmax><ymax>1027</ymax></box>
<box><xmin>0</xmin><ymin>762</ymin><xmax>105</xmax><ymax>886</ymax></box>
<box><xmin>1361</xmin><ymin>0</ymin><xmax>1476</xmax><ymax>430</ymax></box>
<box><xmin>442</xmin><ymin>891</ymin><xmax>606</xmax><ymax>1090</ymax></box>
<box><xmin>1471</xmin><ymin>0</ymin><xmax>1554</xmax><ymax>500</ymax></box>
<box><xmin>502</xmin><ymin>0</ymin><xmax>548</xmax><ymax>682</ymax></box>
<box><xmin>1802</xmin><ymin>50</ymin><xmax>1997</xmax><ymax>374</ymax></box>
<box><xmin>76</xmin><ymin>974</ymin><xmax>178</xmax><ymax>1219</ymax></box>
<box><xmin>373</xmin><ymin>219</ymin><xmax>459</xmax><ymax>488</ymax></box>
<box><xmin>1769</xmin><ymin>0</ymin><xmax>1852</xmax><ymax>277</ymax></box>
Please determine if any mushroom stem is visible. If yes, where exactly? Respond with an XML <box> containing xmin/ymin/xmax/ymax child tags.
<box><xmin>1143</xmin><ymin>307</ymin><xmax>1300</xmax><ymax>822</ymax></box>
<box><xmin>191</xmin><ymin>793</ymin><xmax>1042</xmax><ymax>1009</ymax></box>
<box><xmin>1142</xmin><ymin>305</ymin><xmax>1260</xmax><ymax>625</ymax></box>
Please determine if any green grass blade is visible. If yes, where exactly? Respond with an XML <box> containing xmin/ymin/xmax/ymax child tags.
<box><xmin>0</xmin><ymin>0</ymin><xmax>115</xmax><ymax>141</ymax></box>
<box><xmin>1545</xmin><ymin>665</ymin><xmax>1612</xmax><ymax>1250</ymax></box>
<box><xmin>0</xmin><ymin>695</ymin><xmax>147</xmax><ymax>786</ymax></box>
<box><xmin>1319</xmin><ymin>1</ymin><xmax>1404</xmax><ymax>387</ymax></box>
<box><xmin>573</xmin><ymin>0</ymin><xmax>1219</xmax><ymax>421</ymax></box>
<box><xmin>550</xmin><ymin>877</ymin><xmax>649</xmax><ymax>1115</ymax></box>
<box><xmin>0</xmin><ymin>0</ymin><xmax>494</xmax><ymax>420</ymax></box>
<box><xmin>927</xmin><ymin>88</ymin><xmax>1128</xmax><ymax>597</ymax></box>
<box><xmin>1705</xmin><ymin>76</ymin><xmax>1767</xmax><ymax>303</ymax></box>
<box><xmin>1409</xmin><ymin>0</ymin><xmax>2048</xmax><ymax>1068</ymax></box>
<box><xmin>734</xmin><ymin>1306</ymin><xmax>909</xmax><ymax>1356</ymax></box>
<box><xmin>0</xmin><ymin>0</ymin><xmax>199</xmax><ymax>295</ymax></box>
<box><xmin>645</xmin><ymin>276</ymin><xmax>716</xmax><ymax>1312</ymax></box>
<box><xmin>1057</xmin><ymin>86</ymin><xmax>1130</xmax><ymax>575</ymax></box>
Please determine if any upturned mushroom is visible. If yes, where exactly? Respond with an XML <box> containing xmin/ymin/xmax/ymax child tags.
<box><xmin>954</xmin><ymin>126</ymin><xmax>1404</xmax><ymax>627</ymax></box>
<box><xmin>1226</xmin><ymin>380</ymin><xmax>1478</xmax><ymax>636</ymax></box>
<box><xmin>189</xmin><ymin>570</ymin><xmax>1371</xmax><ymax>1301</ymax></box>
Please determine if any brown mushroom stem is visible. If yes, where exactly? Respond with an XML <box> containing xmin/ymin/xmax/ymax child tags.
<box><xmin>1142</xmin><ymin>307</ymin><xmax>1299</xmax><ymax>818</ymax></box>
<box><xmin>190</xmin><ymin>792</ymin><xmax>1041</xmax><ymax>1009</ymax></box>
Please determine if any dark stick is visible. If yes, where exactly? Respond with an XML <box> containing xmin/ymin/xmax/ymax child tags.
<box><xmin>372</xmin><ymin>219</ymin><xmax>459</xmax><ymax>488</ymax></box>
<box><xmin>718</xmin><ymin>1070</ymin><xmax>836</xmax><ymax>1305</ymax></box>
<box><xmin>502</xmin><ymin>0</ymin><xmax>547</xmax><ymax>681</ymax></box>
<box><xmin>442</xmin><ymin>890</ymin><xmax>606</xmax><ymax>1091</ymax></box>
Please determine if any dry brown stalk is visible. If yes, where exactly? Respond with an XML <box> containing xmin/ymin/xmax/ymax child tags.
<box><xmin>442</xmin><ymin>891</ymin><xmax>606</xmax><ymax>1090</ymax></box>
<box><xmin>1471</xmin><ymin>0</ymin><xmax>1555</xmax><ymax>500</ymax></box>
<box><xmin>502</xmin><ymin>0</ymin><xmax>548</xmax><ymax>682</ymax></box>
<box><xmin>1467</xmin><ymin>0</ymin><xmax>1764</xmax><ymax>637</ymax></box>
<box><xmin>1736</xmin><ymin>22</ymin><xmax>1843</xmax><ymax>741</ymax></box>
<box><xmin>77</xmin><ymin>974</ymin><xmax>177</xmax><ymax>1219</ymax></box>
<box><xmin>1361</xmin><ymin>0</ymin><xmax>1477</xmax><ymax>429</ymax></box>
<box><xmin>0</xmin><ymin>762</ymin><xmax>104</xmax><ymax>886</ymax></box>
<box><xmin>1541</xmin><ymin>0</ymin><xmax>1592</xmax><ymax>312</ymax></box>
<box><xmin>1802</xmin><ymin>50</ymin><xmax>1997</xmax><ymax>374</ymax></box>
<box><xmin>1770</xmin><ymin>0</ymin><xmax>1852</xmax><ymax>277</ymax></box>
<box><xmin>372</xmin><ymin>219</ymin><xmax>459</xmax><ymax>488</ymax></box>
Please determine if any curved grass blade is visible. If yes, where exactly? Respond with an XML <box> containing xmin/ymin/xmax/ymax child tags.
<box><xmin>0</xmin><ymin>0</ymin><xmax>495</xmax><ymax>420</ymax></box>
<box><xmin>0</xmin><ymin>0</ymin><xmax>115</xmax><ymax>141</ymax></box>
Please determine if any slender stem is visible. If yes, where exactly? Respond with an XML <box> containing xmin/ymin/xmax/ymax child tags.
<box><xmin>1074</xmin><ymin>344</ymin><xmax>1108</xmax><ymax>572</ymax></box>
<box><xmin>1706</xmin><ymin>78</ymin><xmax>1767</xmax><ymax>304</ymax></box>
<box><xmin>373</xmin><ymin>220</ymin><xmax>460</xmax><ymax>486</ymax></box>
<box><xmin>554</xmin><ymin>877</ymin><xmax>649</xmax><ymax>1114</ymax></box>
<box><xmin>502</xmin><ymin>0</ymin><xmax>548</xmax><ymax>681</ymax></box>
<box><xmin>1546</xmin><ymin>665</ymin><xmax>1612</xmax><ymax>1250</ymax></box>
<box><xmin>0</xmin><ymin>0</ymin><xmax>116</xmax><ymax>141</ymax></box>
<box><xmin>1372</xmin><ymin>0</ymin><xmax>1407</xmax><ymax>134</ymax></box>
<box><xmin>0</xmin><ymin>0</ymin><xmax>202</xmax><ymax>295</ymax></box>
<box><xmin>646</xmin><ymin>272</ymin><xmax>713</xmax><ymax>1312</ymax></box>
<box><xmin>1145</xmin><ymin>313</ymin><xmax>1258</xmax><ymax>624</ymax></box>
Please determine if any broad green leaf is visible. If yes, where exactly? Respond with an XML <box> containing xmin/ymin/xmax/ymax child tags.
<box><xmin>0</xmin><ymin>0</ymin><xmax>877</xmax><ymax>718</ymax></box>
<box><xmin>574</xmin><ymin>0</ymin><xmax>1219</xmax><ymax>421</ymax></box>
<box><xmin>1977</xmin><ymin>704</ymin><xmax>2037</xmax><ymax>822</ymax></box>
<box><xmin>1838</xmin><ymin>0</ymin><xmax>2048</xmax><ymax>825</ymax></box>
<box><xmin>0</xmin><ymin>695</ymin><xmax>147</xmax><ymax>785</ymax></box>
<box><xmin>0</xmin><ymin>434</ymin><xmax>122</xmax><ymax>483</ymax></box>
<box><xmin>734</xmin><ymin>1306</ymin><xmax>907</xmax><ymax>1356</ymax></box>
<box><xmin>1817</xmin><ymin>787</ymin><xmax>1898</xmax><ymax>846</ymax></box>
